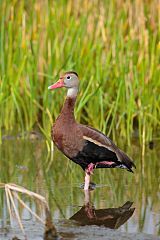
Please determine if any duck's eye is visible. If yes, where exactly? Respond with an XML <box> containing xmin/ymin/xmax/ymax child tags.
<box><xmin>67</xmin><ymin>76</ymin><xmax>71</xmax><ymax>80</ymax></box>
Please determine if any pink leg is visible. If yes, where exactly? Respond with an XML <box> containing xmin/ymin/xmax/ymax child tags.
<box><xmin>84</xmin><ymin>172</ymin><xmax>90</xmax><ymax>190</ymax></box>
<box><xmin>86</xmin><ymin>163</ymin><xmax>95</xmax><ymax>175</ymax></box>
<box><xmin>84</xmin><ymin>163</ymin><xmax>95</xmax><ymax>190</ymax></box>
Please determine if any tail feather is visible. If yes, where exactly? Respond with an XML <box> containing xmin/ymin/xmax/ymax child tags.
<box><xmin>118</xmin><ymin>149</ymin><xmax>136</xmax><ymax>173</ymax></box>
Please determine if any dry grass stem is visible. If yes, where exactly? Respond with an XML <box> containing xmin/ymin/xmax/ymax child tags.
<box><xmin>0</xmin><ymin>183</ymin><xmax>49</xmax><ymax>236</ymax></box>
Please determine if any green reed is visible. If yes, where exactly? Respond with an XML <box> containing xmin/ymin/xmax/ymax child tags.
<box><xmin>0</xmin><ymin>0</ymin><xmax>159</xmax><ymax>144</ymax></box>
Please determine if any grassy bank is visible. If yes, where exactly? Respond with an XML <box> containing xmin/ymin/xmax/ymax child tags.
<box><xmin>0</xmin><ymin>0</ymin><xmax>159</xmax><ymax>144</ymax></box>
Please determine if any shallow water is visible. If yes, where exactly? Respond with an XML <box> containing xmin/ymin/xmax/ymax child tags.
<box><xmin>0</xmin><ymin>136</ymin><xmax>160</xmax><ymax>239</ymax></box>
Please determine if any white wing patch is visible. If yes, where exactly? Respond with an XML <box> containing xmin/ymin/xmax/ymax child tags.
<box><xmin>83</xmin><ymin>136</ymin><xmax>110</xmax><ymax>149</ymax></box>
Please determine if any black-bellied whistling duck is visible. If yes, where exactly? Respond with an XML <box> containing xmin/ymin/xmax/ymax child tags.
<box><xmin>48</xmin><ymin>71</ymin><xmax>136</xmax><ymax>190</ymax></box>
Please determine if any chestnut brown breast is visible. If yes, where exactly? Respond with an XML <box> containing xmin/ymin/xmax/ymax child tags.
<box><xmin>52</xmin><ymin>117</ymin><xmax>84</xmax><ymax>158</ymax></box>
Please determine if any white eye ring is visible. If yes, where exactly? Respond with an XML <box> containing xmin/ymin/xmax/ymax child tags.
<box><xmin>67</xmin><ymin>76</ymin><xmax>71</xmax><ymax>80</ymax></box>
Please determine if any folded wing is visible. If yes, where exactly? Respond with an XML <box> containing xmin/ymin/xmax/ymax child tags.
<box><xmin>79</xmin><ymin>125</ymin><xmax>136</xmax><ymax>172</ymax></box>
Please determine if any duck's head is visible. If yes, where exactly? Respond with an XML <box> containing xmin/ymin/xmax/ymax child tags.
<box><xmin>48</xmin><ymin>71</ymin><xmax>79</xmax><ymax>97</ymax></box>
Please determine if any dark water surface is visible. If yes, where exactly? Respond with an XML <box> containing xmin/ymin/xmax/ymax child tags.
<box><xmin>0</xmin><ymin>137</ymin><xmax>160</xmax><ymax>239</ymax></box>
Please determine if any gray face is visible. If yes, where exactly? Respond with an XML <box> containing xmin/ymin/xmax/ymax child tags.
<box><xmin>63</xmin><ymin>73</ymin><xmax>79</xmax><ymax>89</ymax></box>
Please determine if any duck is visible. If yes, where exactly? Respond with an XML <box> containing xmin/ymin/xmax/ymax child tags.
<box><xmin>48</xmin><ymin>71</ymin><xmax>136</xmax><ymax>190</ymax></box>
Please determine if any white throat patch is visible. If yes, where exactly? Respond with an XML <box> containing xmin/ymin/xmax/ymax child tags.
<box><xmin>67</xmin><ymin>87</ymin><xmax>78</xmax><ymax>97</ymax></box>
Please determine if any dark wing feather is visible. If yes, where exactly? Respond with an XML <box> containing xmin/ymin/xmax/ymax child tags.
<box><xmin>79</xmin><ymin>125</ymin><xmax>136</xmax><ymax>172</ymax></box>
<box><xmin>71</xmin><ymin>139</ymin><xmax>120</xmax><ymax>170</ymax></box>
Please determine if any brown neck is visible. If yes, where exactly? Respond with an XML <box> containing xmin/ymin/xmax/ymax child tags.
<box><xmin>60</xmin><ymin>96</ymin><xmax>77</xmax><ymax>122</ymax></box>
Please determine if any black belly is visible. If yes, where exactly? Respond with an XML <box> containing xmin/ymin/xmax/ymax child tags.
<box><xmin>70</xmin><ymin>140</ymin><xmax>118</xmax><ymax>170</ymax></box>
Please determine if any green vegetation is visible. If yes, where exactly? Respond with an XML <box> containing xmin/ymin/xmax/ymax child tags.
<box><xmin>0</xmin><ymin>0</ymin><xmax>159</xmax><ymax>144</ymax></box>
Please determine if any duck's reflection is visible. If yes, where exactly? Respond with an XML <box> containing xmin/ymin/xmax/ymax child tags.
<box><xmin>70</xmin><ymin>190</ymin><xmax>135</xmax><ymax>229</ymax></box>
